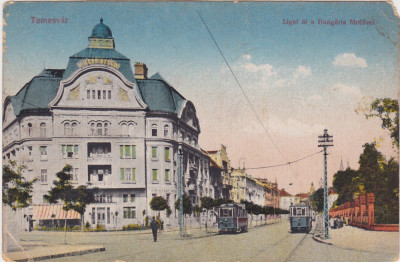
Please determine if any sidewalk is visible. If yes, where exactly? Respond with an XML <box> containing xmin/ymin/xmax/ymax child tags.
<box><xmin>313</xmin><ymin>224</ymin><xmax>399</xmax><ymax>256</ymax></box>
<box><xmin>3</xmin><ymin>241</ymin><xmax>105</xmax><ymax>262</ymax></box>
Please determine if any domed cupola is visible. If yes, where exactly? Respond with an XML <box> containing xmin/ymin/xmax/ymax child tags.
<box><xmin>88</xmin><ymin>18</ymin><xmax>115</xmax><ymax>49</ymax></box>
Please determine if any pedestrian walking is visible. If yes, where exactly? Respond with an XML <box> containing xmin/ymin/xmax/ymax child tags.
<box><xmin>150</xmin><ymin>217</ymin><xmax>158</xmax><ymax>242</ymax></box>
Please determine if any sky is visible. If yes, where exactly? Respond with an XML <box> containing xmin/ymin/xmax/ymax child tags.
<box><xmin>2</xmin><ymin>1</ymin><xmax>399</xmax><ymax>195</ymax></box>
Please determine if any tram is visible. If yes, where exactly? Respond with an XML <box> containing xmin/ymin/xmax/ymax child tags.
<box><xmin>217</xmin><ymin>203</ymin><xmax>248</xmax><ymax>233</ymax></box>
<box><xmin>289</xmin><ymin>203</ymin><xmax>313</xmax><ymax>233</ymax></box>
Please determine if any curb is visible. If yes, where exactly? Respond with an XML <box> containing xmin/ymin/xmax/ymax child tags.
<box><xmin>4</xmin><ymin>246</ymin><xmax>106</xmax><ymax>262</ymax></box>
<box><xmin>312</xmin><ymin>234</ymin><xmax>333</xmax><ymax>245</ymax></box>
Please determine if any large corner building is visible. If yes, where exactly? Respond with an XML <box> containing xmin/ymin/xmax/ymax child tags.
<box><xmin>2</xmin><ymin>19</ymin><xmax>212</xmax><ymax>229</ymax></box>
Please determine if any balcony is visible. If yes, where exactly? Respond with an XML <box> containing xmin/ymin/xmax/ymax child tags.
<box><xmin>87</xmin><ymin>153</ymin><xmax>112</xmax><ymax>163</ymax></box>
<box><xmin>87</xmin><ymin>143</ymin><xmax>112</xmax><ymax>163</ymax></box>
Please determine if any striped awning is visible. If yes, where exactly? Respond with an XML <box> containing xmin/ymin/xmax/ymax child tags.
<box><xmin>32</xmin><ymin>204</ymin><xmax>81</xmax><ymax>220</ymax></box>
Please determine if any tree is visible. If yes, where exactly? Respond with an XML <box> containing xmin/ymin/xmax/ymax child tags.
<box><xmin>200</xmin><ymin>196</ymin><xmax>214</xmax><ymax>231</ymax></box>
<box><xmin>175</xmin><ymin>194</ymin><xmax>192</xmax><ymax>216</ymax></box>
<box><xmin>150</xmin><ymin>196</ymin><xmax>170</xmax><ymax>217</ymax></box>
<box><xmin>310</xmin><ymin>188</ymin><xmax>324</xmax><ymax>213</ymax></box>
<box><xmin>213</xmin><ymin>198</ymin><xmax>233</xmax><ymax>207</ymax></box>
<box><xmin>71</xmin><ymin>185</ymin><xmax>96</xmax><ymax>230</ymax></box>
<box><xmin>333</xmin><ymin>168</ymin><xmax>358</xmax><ymax>206</ymax></box>
<box><xmin>2</xmin><ymin>161</ymin><xmax>37</xmax><ymax>210</ymax></box>
<box><xmin>366</xmin><ymin>98</ymin><xmax>399</xmax><ymax>149</ymax></box>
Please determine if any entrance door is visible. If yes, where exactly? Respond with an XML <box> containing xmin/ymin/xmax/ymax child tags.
<box><xmin>97</xmin><ymin>208</ymin><xmax>106</xmax><ymax>225</ymax></box>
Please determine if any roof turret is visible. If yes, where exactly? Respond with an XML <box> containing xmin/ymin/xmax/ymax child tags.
<box><xmin>90</xmin><ymin>18</ymin><xmax>113</xmax><ymax>39</ymax></box>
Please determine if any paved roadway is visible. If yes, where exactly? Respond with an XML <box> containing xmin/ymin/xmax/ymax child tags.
<box><xmin>23</xmin><ymin>221</ymin><xmax>397</xmax><ymax>262</ymax></box>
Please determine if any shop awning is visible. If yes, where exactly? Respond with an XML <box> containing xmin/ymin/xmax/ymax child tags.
<box><xmin>32</xmin><ymin>204</ymin><xmax>81</xmax><ymax>220</ymax></box>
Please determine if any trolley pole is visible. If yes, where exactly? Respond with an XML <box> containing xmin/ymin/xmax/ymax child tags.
<box><xmin>178</xmin><ymin>145</ymin><xmax>183</xmax><ymax>236</ymax></box>
<box><xmin>318</xmin><ymin>129</ymin><xmax>333</xmax><ymax>239</ymax></box>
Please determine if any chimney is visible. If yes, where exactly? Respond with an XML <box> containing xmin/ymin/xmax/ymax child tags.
<box><xmin>135</xmin><ymin>62</ymin><xmax>148</xmax><ymax>79</ymax></box>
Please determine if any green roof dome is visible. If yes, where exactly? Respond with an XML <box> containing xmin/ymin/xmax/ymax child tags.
<box><xmin>91</xmin><ymin>18</ymin><xmax>113</xmax><ymax>39</ymax></box>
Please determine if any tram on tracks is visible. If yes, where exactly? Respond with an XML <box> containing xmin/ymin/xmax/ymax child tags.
<box><xmin>217</xmin><ymin>203</ymin><xmax>248</xmax><ymax>233</ymax></box>
<box><xmin>289</xmin><ymin>203</ymin><xmax>313</xmax><ymax>233</ymax></box>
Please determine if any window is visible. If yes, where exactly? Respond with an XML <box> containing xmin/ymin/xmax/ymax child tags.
<box><xmin>164</xmin><ymin>125</ymin><xmax>169</xmax><ymax>137</ymax></box>
<box><xmin>40</xmin><ymin>169</ymin><xmax>47</xmax><ymax>183</ymax></box>
<box><xmin>130</xmin><ymin>194</ymin><xmax>135</xmax><ymax>202</ymax></box>
<box><xmin>91</xmin><ymin>207</ymin><xmax>95</xmax><ymax>224</ymax></box>
<box><xmin>108</xmin><ymin>91</ymin><xmax>111</xmax><ymax>99</ymax></box>
<box><xmin>120</xmin><ymin>145</ymin><xmax>136</xmax><ymax>159</ymax></box>
<box><xmin>104</xmin><ymin>123</ymin><xmax>109</xmax><ymax>136</ymax></box>
<box><xmin>64</xmin><ymin>123</ymin><xmax>70</xmax><ymax>136</ymax></box>
<box><xmin>123</xmin><ymin>207</ymin><xmax>136</xmax><ymax>219</ymax></box>
<box><xmin>90</xmin><ymin>123</ymin><xmax>95</xmax><ymax>136</ymax></box>
<box><xmin>62</xmin><ymin>144</ymin><xmax>79</xmax><ymax>158</ymax></box>
<box><xmin>97</xmin><ymin>123</ymin><xmax>103</xmax><ymax>136</ymax></box>
<box><xmin>103</xmin><ymin>90</ymin><xmax>106</xmax><ymax>99</ymax></box>
<box><xmin>120</xmin><ymin>168</ymin><xmax>136</xmax><ymax>182</ymax></box>
<box><xmin>98</xmin><ymin>90</ymin><xmax>101</xmax><ymax>99</ymax></box>
<box><xmin>152</xmin><ymin>124</ymin><xmax>157</xmax><ymax>137</ymax></box>
<box><xmin>87</xmin><ymin>90</ymin><xmax>90</xmax><ymax>99</ymax></box>
<box><xmin>165</xmin><ymin>169</ymin><xmax>170</xmax><ymax>181</ymax></box>
<box><xmin>71</xmin><ymin>123</ymin><xmax>77</xmax><ymax>136</ymax></box>
<box><xmin>28</xmin><ymin>123</ymin><xmax>32</xmax><ymax>136</ymax></box>
<box><xmin>164</xmin><ymin>147</ymin><xmax>170</xmax><ymax>161</ymax></box>
<box><xmin>40</xmin><ymin>146</ymin><xmax>47</xmax><ymax>161</ymax></box>
<box><xmin>92</xmin><ymin>90</ymin><xmax>95</xmax><ymax>99</ymax></box>
<box><xmin>40</xmin><ymin>123</ymin><xmax>46</xmax><ymax>137</ymax></box>
<box><xmin>128</xmin><ymin>124</ymin><xmax>134</xmax><ymax>137</ymax></box>
<box><xmin>123</xmin><ymin>194</ymin><xmax>128</xmax><ymax>202</ymax></box>
<box><xmin>152</xmin><ymin>147</ymin><xmax>157</xmax><ymax>158</ymax></box>
<box><xmin>152</xmin><ymin>169</ymin><xmax>158</xmax><ymax>181</ymax></box>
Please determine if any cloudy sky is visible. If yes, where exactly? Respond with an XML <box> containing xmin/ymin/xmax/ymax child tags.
<box><xmin>3</xmin><ymin>2</ymin><xmax>399</xmax><ymax>194</ymax></box>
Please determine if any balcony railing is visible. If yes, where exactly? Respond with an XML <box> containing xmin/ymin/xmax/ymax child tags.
<box><xmin>87</xmin><ymin>153</ymin><xmax>112</xmax><ymax>162</ymax></box>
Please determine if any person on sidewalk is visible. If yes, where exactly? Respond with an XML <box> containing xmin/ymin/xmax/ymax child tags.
<box><xmin>150</xmin><ymin>217</ymin><xmax>158</xmax><ymax>242</ymax></box>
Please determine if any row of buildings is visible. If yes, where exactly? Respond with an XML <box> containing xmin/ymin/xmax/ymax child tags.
<box><xmin>3</xmin><ymin>19</ymin><xmax>279</xmax><ymax>230</ymax></box>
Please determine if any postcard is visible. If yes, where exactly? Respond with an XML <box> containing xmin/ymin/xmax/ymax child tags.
<box><xmin>2</xmin><ymin>1</ymin><xmax>399</xmax><ymax>261</ymax></box>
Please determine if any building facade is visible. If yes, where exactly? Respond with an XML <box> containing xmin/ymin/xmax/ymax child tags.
<box><xmin>231</xmin><ymin>169</ymin><xmax>265</xmax><ymax>206</ymax></box>
<box><xmin>257</xmin><ymin>178</ymin><xmax>280</xmax><ymax>209</ymax></box>
<box><xmin>2</xmin><ymin>19</ymin><xmax>212</xmax><ymax>229</ymax></box>
<box><xmin>206</xmin><ymin>145</ymin><xmax>233</xmax><ymax>199</ymax></box>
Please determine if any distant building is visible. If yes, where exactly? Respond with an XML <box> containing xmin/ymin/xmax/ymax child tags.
<box><xmin>206</xmin><ymin>145</ymin><xmax>233</xmax><ymax>199</ymax></box>
<box><xmin>309</xmin><ymin>182</ymin><xmax>315</xmax><ymax>195</ymax></box>
<box><xmin>295</xmin><ymin>193</ymin><xmax>310</xmax><ymax>204</ymax></box>
<box><xmin>279</xmin><ymin>189</ymin><xmax>297</xmax><ymax>210</ymax></box>
<box><xmin>231</xmin><ymin>169</ymin><xmax>265</xmax><ymax>206</ymax></box>
<box><xmin>328</xmin><ymin>188</ymin><xmax>339</xmax><ymax>210</ymax></box>
<box><xmin>257</xmin><ymin>178</ymin><xmax>280</xmax><ymax>209</ymax></box>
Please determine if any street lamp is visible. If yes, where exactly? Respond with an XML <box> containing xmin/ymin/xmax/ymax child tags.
<box><xmin>178</xmin><ymin>145</ymin><xmax>183</xmax><ymax>236</ymax></box>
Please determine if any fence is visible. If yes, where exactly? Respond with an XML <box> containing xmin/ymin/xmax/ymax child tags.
<box><xmin>329</xmin><ymin>193</ymin><xmax>398</xmax><ymax>232</ymax></box>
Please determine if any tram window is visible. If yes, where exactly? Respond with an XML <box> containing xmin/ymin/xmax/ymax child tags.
<box><xmin>220</xmin><ymin>208</ymin><xmax>233</xmax><ymax>217</ymax></box>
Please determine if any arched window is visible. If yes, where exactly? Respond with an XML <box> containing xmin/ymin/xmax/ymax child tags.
<box><xmin>104</xmin><ymin>123</ymin><xmax>109</xmax><ymax>136</ymax></box>
<box><xmin>164</xmin><ymin>125</ymin><xmax>169</xmax><ymax>137</ymax></box>
<box><xmin>152</xmin><ymin>124</ymin><xmax>157</xmax><ymax>137</ymax></box>
<box><xmin>40</xmin><ymin>123</ymin><xmax>47</xmax><ymax>137</ymax></box>
<box><xmin>128</xmin><ymin>124</ymin><xmax>134</xmax><ymax>137</ymax></box>
<box><xmin>90</xmin><ymin>123</ymin><xmax>95</xmax><ymax>136</ymax></box>
<box><xmin>121</xmin><ymin>124</ymin><xmax>128</xmax><ymax>136</ymax></box>
<box><xmin>96</xmin><ymin>123</ymin><xmax>103</xmax><ymax>136</ymax></box>
<box><xmin>28</xmin><ymin>123</ymin><xmax>32</xmax><ymax>136</ymax></box>
<box><xmin>64</xmin><ymin>123</ymin><xmax>70</xmax><ymax>136</ymax></box>
<box><xmin>71</xmin><ymin>123</ymin><xmax>77</xmax><ymax>136</ymax></box>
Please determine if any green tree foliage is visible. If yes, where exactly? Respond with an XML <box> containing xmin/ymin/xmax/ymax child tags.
<box><xmin>310</xmin><ymin>188</ymin><xmax>324</xmax><ymax>213</ymax></box>
<box><xmin>333</xmin><ymin>168</ymin><xmax>358</xmax><ymax>206</ymax></box>
<box><xmin>175</xmin><ymin>194</ymin><xmax>192</xmax><ymax>216</ymax></box>
<box><xmin>213</xmin><ymin>198</ymin><xmax>233</xmax><ymax>207</ymax></box>
<box><xmin>332</xmin><ymin>143</ymin><xmax>399</xmax><ymax>224</ymax></box>
<box><xmin>150</xmin><ymin>196</ymin><xmax>170</xmax><ymax>216</ymax></box>
<box><xmin>45</xmin><ymin>165</ymin><xmax>96</xmax><ymax>232</ymax></box>
<box><xmin>200</xmin><ymin>197</ymin><xmax>214</xmax><ymax>211</ymax></box>
<box><xmin>2</xmin><ymin>161</ymin><xmax>37</xmax><ymax>210</ymax></box>
<box><xmin>366</xmin><ymin>98</ymin><xmax>399</xmax><ymax>149</ymax></box>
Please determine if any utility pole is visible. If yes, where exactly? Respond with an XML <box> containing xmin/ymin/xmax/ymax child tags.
<box><xmin>318</xmin><ymin>129</ymin><xmax>333</xmax><ymax>239</ymax></box>
<box><xmin>178</xmin><ymin>145</ymin><xmax>183</xmax><ymax>236</ymax></box>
